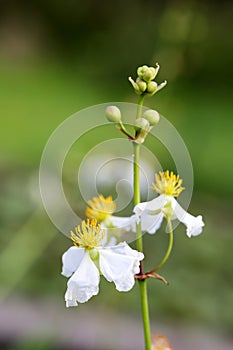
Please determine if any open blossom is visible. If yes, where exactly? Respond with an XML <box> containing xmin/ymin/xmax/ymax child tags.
<box><xmin>62</xmin><ymin>219</ymin><xmax>144</xmax><ymax>307</ymax></box>
<box><xmin>86</xmin><ymin>195</ymin><xmax>137</xmax><ymax>244</ymax></box>
<box><xmin>134</xmin><ymin>171</ymin><xmax>204</xmax><ymax>237</ymax></box>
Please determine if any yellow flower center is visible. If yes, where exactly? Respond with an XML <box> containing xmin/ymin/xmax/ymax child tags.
<box><xmin>70</xmin><ymin>219</ymin><xmax>105</xmax><ymax>250</ymax></box>
<box><xmin>152</xmin><ymin>170</ymin><xmax>184</xmax><ymax>197</ymax></box>
<box><xmin>86</xmin><ymin>194</ymin><xmax>116</xmax><ymax>222</ymax></box>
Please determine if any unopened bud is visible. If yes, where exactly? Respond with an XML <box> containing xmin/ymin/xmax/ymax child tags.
<box><xmin>147</xmin><ymin>80</ymin><xmax>167</xmax><ymax>96</ymax></box>
<box><xmin>137</xmin><ymin>65</ymin><xmax>156</xmax><ymax>82</ymax></box>
<box><xmin>147</xmin><ymin>81</ymin><xmax>158</xmax><ymax>94</ymax></box>
<box><xmin>134</xmin><ymin>118</ymin><xmax>150</xmax><ymax>132</ymax></box>
<box><xmin>137</xmin><ymin>65</ymin><xmax>147</xmax><ymax>78</ymax></box>
<box><xmin>134</xmin><ymin>118</ymin><xmax>150</xmax><ymax>144</ymax></box>
<box><xmin>129</xmin><ymin>63</ymin><xmax>167</xmax><ymax>97</ymax></box>
<box><xmin>105</xmin><ymin>106</ymin><xmax>121</xmax><ymax>122</ymax></box>
<box><xmin>136</xmin><ymin>78</ymin><xmax>147</xmax><ymax>92</ymax></box>
<box><xmin>143</xmin><ymin>109</ymin><xmax>160</xmax><ymax>125</ymax></box>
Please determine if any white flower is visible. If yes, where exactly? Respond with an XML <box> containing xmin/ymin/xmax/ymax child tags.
<box><xmin>62</xmin><ymin>219</ymin><xmax>144</xmax><ymax>307</ymax></box>
<box><xmin>86</xmin><ymin>194</ymin><xmax>137</xmax><ymax>244</ymax></box>
<box><xmin>134</xmin><ymin>171</ymin><xmax>204</xmax><ymax>237</ymax></box>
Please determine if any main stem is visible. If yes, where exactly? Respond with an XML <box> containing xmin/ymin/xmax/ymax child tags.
<box><xmin>134</xmin><ymin>95</ymin><xmax>151</xmax><ymax>350</ymax></box>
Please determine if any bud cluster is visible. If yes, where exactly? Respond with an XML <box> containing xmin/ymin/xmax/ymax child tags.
<box><xmin>105</xmin><ymin>105</ymin><xmax>160</xmax><ymax>144</ymax></box>
<box><xmin>105</xmin><ymin>63</ymin><xmax>166</xmax><ymax>144</ymax></box>
<box><xmin>128</xmin><ymin>63</ymin><xmax>167</xmax><ymax>96</ymax></box>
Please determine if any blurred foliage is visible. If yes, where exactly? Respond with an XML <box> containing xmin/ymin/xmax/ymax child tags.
<box><xmin>0</xmin><ymin>0</ymin><xmax>232</xmax><ymax>85</ymax></box>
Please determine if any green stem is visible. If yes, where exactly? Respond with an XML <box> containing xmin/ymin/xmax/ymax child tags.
<box><xmin>119</xmin><ymin>121</ymin><xmax>128</xmax><ymax>134</ymax></box>
<box><xmin>134</xmin><ymin>95</ymin><xmax>151</xmax><ymax>350</ymax></box>
<box><xmin>136</xmin><ymin>95</ymin><xmax>145</xmax><ymax>119</ymax></box>
<box><xmin>119</xmin><ymin>121</ymin><xmax>134</xmax><ymax>140</ymax></box>
<box><xmin>134</xmin><ymin>143</ymin><xmax>143</xmax><ymax>252</ymax></box>
<box><xmin>151</xmin><ymin>218</ymin><xmax>174</xmax><ymax>272</ymax></box>
<box><xmin>139</xmin><ymin>280</ymin><xmax>151</xmax><ymax>350</ymax></box>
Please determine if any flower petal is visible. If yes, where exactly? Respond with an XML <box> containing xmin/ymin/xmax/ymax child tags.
<box><xmin>141</xmin><ymin>211</ymin><xmax>164</xmax><ymax>234</ymax></box>
<box><xmin>134</xmin><ymin>194</ymin><xmax>165</xmax><ymax>215</ymax></box>
<box><xmin>100</xmin><ymin>215</ymin><xmax>138</xmax><ymax>246</ymax></box>
<box><xmin>110</xmin><ymin>215</ymin><xmax>137</xmax><ymax>231</ymax></box>
<box><xmin>133</xmin><ymin>201</ymin><xmax>148</xmax><ymax>216</ymax></box>
<box><xmin>99</xmin><ymin>242</ymin><xmax>144</xmax><ymax>292</ymax></box>
<box><xmin>133</xmin><ymin>195</ymin><xmax>165</xmax><ymax>234</ymax></box>
<box><xmin>61</xmin><ymin>246</ymin><xmax>85</xmax><ymax>277</ymax></box>
<box><xmin>65</xmin><ymin>252</ymin><xmax>100</xmax><ymax>307</ymax></box>
<box><xmin>172</xmin><ymin>198</ymin><xmax>204</xmax><ymax>237</ymax></box>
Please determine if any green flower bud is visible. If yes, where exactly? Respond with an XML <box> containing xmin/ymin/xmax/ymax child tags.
<box><xmin>137</xmin><ymin>65</ymin><xmax>156</xmax><ymax>82</ymax></box>
<box><xmin>147</xmin><ymin>80</ymin><xmax>167</xmax><ymax>96</ymax></box>
<box><xmin>105</xmin><ymin>106</ymin><xmax>121</xmax><ymax>122</ymax></box>
<box><xmin>136</xmin><ymin>78</ymin><xmax>147</xmax><ymax>92</ymax></box>
<box><xmin>134</xmin><ymin>117</ymin><xmax>150</xmax><ymax>132</ymax></box>
<box><xmin>137</xmin><ymin>65</ymin><xmax>148</xmax><ymax>78</ymax></box>
<box><xmin>143</xmin><ymin>109</ymin><xmax>160</xmax><ymax>125</ymax></box>
<box><xmin>148</xmin><ymin>67</ymin><xmax>156</xmax><ymax>80</ymax></box>
<box><xmin>129</xmin><ymin>63</ymin><xmax>167</xmax><ymax>97</ymax></box>
<box><xmin>147</xmin><ymin>81</ymin><xmax>158</xmax><ymax>94</ymax></box>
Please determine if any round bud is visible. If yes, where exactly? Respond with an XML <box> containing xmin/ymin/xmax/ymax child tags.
<box><xmin>137</xmin><ymin>65</ymin><xmax>148</xmax><ymax>79</ymax></box>
<box><xmin>148</xmin><ymin>67</ymin><xmax>157</xmax><ymax>80</ymax></box>
<box><xmin>134</xmin><ymin>118</ymin><xmax>150</xmax><ymax>132</ymax></box>
<box><xmin>134</xmin><ymin>118</ymin><xmax>150</xmax><ymax>144</ymax></box>
<box><xmin>136</xmin><ymin>78</ymin><xmax>147</xmax><ymax>92</ymax></box>
<box><xmin>147</xmin><ymin>81</ymin><xmax>158</xmax><ymax>94</ymax></box>
<box><xmin>137</xmin><ymin>65</ymin><xmax>156</xmax><ymax>82</ymax></box>
<box><xmin>143</xmin><ymin>109</ymin><xmax>160</xmax><ymax>125</ymax></box>
<box><xmin>105</xmin><ymin>106</ymin><xmax>121</xmax><ymax>122</ymax></box>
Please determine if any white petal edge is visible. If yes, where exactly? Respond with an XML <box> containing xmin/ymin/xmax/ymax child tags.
<box><xmin>133</xmin><ymin>195</ymin><xmax>165</xmax><ymax>234</ymax></box>
<box><xmin>171</xmin><ymin>198</ymin><xmax>205</xmax><ymax>237</ymax></box>
<box><xmin>99</xmin><ymin>242</ymin><xmax>144</xmax><ymax>292</ymax></box>
<box><xmin>62</xmin><ymin>246</ymin><xmax>85</xmax><ymax>277</ymax></box>
<box><xmin>65</xmin><ymin>252</ymin><xmax>100</xmax><ymax>307</ymax></box>
<box><xmin>134</xmin><ymin>194</ymin><xmax>165</xmax><ymax>216</ymax></box>
<box><xmin>141</xmin><ymin>211</ymin><xmax>164</xmax><ymax>234</ymax></box>
<box><xmin>110</xmin><ymin>215</ymin><xmax>137</xmax><ymax>231</ymax></box>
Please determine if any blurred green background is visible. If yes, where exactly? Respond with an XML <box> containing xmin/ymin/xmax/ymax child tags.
<box><xmin>0</xmin><ymin>0</ymin><xmax>233</xmax><ymax>349</ymax></box>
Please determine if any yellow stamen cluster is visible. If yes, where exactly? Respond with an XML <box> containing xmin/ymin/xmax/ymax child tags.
<box><xmin>71</xmin><ymin>219</ymin><xmax>105</xmax><ymax>250</ymax></box>
<box><xmin>86</xmin><ymin>194</ymin><xmax>116</xmax><ymax>222</ymax></box>
<box><xmin>152</xmin><ymin>170</ymin><xmax>184</xmax><ymax>197</ymax></box>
